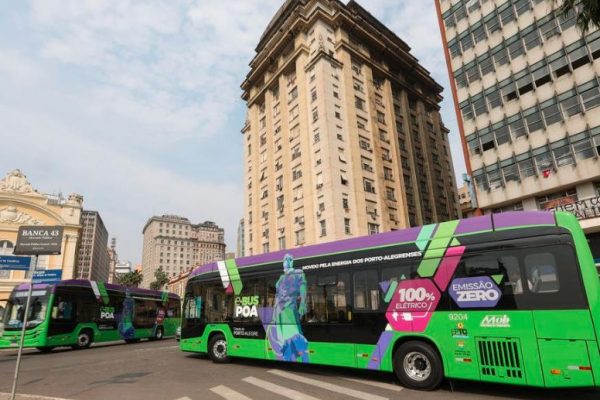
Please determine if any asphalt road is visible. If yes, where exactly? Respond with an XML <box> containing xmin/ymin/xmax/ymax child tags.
<box><xmin>0</xmin><ymin>339</ymin><xmax>598</xmax><ymax>400</ymax></box>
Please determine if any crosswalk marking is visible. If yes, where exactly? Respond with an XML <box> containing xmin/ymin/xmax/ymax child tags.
<box><xmin>242</xmin><ymin>376</ymin><xmax>321</xmax><ymax>400</ymax></box>
<box><xmin>210</xmin><ymin>385</ymin><xmax>253</xmax><ymax>400</ymax></box>
<box><xmin>267</xmin><ymin>370</ymin><xmax>388</xmax><ymax>400</ymax></box>
<box><xmin>342</xmin><ymin>378</ymin><xmax>403</xmax><ymax>392</ymax></box>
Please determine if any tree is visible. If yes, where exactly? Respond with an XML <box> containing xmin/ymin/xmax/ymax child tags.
<box><xmin>116</xmin><ymin>271</ymin><xmax>143</xmax><ymax>288</ymax></box>
<box><xmin>555</xmin><ymin>0</ymin><xmax>600</xmax><ymax>34</ymax></box>
<box><xmin>149</xmin><ymin>267</ymin><xmax>169</xmax><ymax>290</ymax></box>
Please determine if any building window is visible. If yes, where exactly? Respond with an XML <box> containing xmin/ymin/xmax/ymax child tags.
<box><xmin>355</xmin><ymin>96</ymin><xmax>365</xmax><ymax>111</ymax></box>
<box><xmin>344</xmin><ymin>218</ymin><xmax>351</xmax><ymax>235</ymax></box>
<box><xmin>278</xmin><ymin>236</ymin><xmax>286</xmax><ymax>250</ymax></box>
<box><xmin>319</xmin><ymin>220</ymin><xmax>327</xmax><ymax>237</ymax></box>
<box><xmin>340</xmin><ymin>171</ymin><xmax>349</xmax><ymax>186</ymax></box>
<box><xmin>342</xmin><ymin>195</ymin><xmax>349</xmax><ymax>210</ymax></box>
<box><xmin>368</xmin><ymin>223</ymin><xmax>379</xmax><ymax>235</ymax></box>
<box><xmin>377</xmin><ymin>111</ymin><xmax>386</xmax><ymax>124</ymax></box>
<box><xmin>363</xmin><ymin>178</ymin><xmax>375</xmax><ymax>193</ymax></box>
<box><xmin>311</xmin><ymin>88</ymin><xmax>317</xmax><ymax>102</ymax></box>
<box><xmin>537</xmin><ymin>189</ymin><xmax>578</xmax><ymax>210</ymax></box>
<box><xmin>312</xmin><ymin>108</ymin><xmax>319</xmax><ymax>122</ymax></box>
<box><xmin>386</xmin><ymin>187</ymin><xmax>396</xmax><ymax>201</ymax></box>
<box><xmin>295</xmin><ymin>229</ymin><xmax>305</xmax><ymax>246</ymax></box>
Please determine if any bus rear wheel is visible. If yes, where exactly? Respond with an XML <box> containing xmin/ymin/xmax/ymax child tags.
<box><xmin>394</xmin><ymin>341</ymin><xmax>443</xmax><ymax>391</ymax></box>
<box><xmin>73</xmin><ymin>329</ymin><xmax>93</xmax><ymax>349</ymax></box>
<box><xmin>152</xmin><ymin>327</ymin><xmax>164</xmax><ymax>341</ymax></box>
<box><xmin>208</xmin><ymin>334</ymin><xmax>231</xmax><ymax>364</ymax></box>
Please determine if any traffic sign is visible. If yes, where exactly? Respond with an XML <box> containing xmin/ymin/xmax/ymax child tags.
<box><xmin>0</xmin><ymin>256</ymin><xmax>31</xmax><ymax>271</ymax></box>
<box><xmin>14</xmin><ymin>226</ymin><xmax>64</xmax><ymax>255</ymax></box>
<box><xmin>32</xmin><ymin>269</ymin><xmax>62</xmax><ymax>284</ymax></box>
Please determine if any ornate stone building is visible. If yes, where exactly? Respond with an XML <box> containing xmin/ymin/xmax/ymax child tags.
<box><xmin>0</xmin><ymin>170</ymin><xmax>83</xmax><ymax>306</ymax></box>
<box><xmin>242</xmin><ymin>0</ymin><xmax>460</xmax><ymax>255</ymax></box>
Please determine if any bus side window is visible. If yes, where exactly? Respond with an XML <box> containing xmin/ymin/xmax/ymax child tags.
<box><xmin>353</xmin><ymin>270</ymin><xmax>379</xmax><ymax>311</ymax></box>
<box><xmin>524</xmin><ymin>252</ymin><xmax>559</xmax><ymax>293</ymax></box>
<box><xmin>53</xmin><ymin>296</ymin><xmax>74</xmax><ymax>320</ymax></box>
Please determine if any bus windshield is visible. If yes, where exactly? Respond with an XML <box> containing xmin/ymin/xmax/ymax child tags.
<box><xmin>3</xmin><ymin>290</ymin><xmax>49</xmax><ymax>330</ymax></box>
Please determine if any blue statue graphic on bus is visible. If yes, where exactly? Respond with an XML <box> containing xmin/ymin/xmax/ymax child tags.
<box><xmin>266</xmin><ymin>254</ymin><xmax>309</xmax><ymax>362</ymax></box>
<box><xmin>118</xmin><ymin>289</ymin><xmax>136</xmax><ymax>340</ymax></box>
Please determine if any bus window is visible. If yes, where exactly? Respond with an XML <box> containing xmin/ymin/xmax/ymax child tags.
<box><xmin>381</xmin><ymin>263</ymin><xmax>417</xmax><ymax>283</ymax></box>
<box><xmin>305</xmin><ymin>272</ymin><xmax>351</xmax><ymax>323</ymax></box>
<box><xmin>205</xmin><ymin>283</ymin><xmax>233</xmax><ymax>323</ymax></box>
<box><xmin>353</xmin><ymin>270</ymin><xmax>379</xmax><ymax>311</ymax></box>
<box><xmin>525</xmin><ymin>253</ymin><xmax>559</xmax><ymax>293</ymax></box>
<box><xmin>306</xmin><ymin>275</ymin><xmax>327</xmax><ymax>322</ymax></box>
<box><xmin>52</xmin><ymin>296</ymin><xmax>74</xmax><ymax>320</ymax></box>
<box><xmin>167</xmin><ymin>299</ymin><xmax>180</xmax><ymax>318</ymax></box>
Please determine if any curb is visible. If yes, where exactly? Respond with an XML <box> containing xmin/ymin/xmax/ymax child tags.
<box><xmin>0</xmin><ymin>393</ymin><xmax>72</xmax><ymax>400</ymax></box>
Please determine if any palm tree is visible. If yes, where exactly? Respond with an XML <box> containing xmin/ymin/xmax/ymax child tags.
<box><xmin>116</xmin><ymin>271</ymin><xmax>143</xmax><ymax>288</ymax></box>
<box><xmin>555</xmin><ymin>0</ymin><xmax>600</xmax><ymax>34</ymax></box>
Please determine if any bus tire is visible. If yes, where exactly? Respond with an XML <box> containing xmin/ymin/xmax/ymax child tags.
<box><xmin>36</xmin><ymin>346</ymin><xmax>55</xmax><ymax>353</ymax></box>
<box><xmin>154</xmin><ymin>327</ymin><xmax>164</xmax><ymax>340</ymax></box>
<box><xmin>74</xmin><ymin>329</ymin><xmax>93</xmax><ymax>349</ymax></box>
<box><xmin>394</xmin><ymin>341</ymin><xmax>443</xmax><ymax>391</ymax></box>
<box><xmin>208</xmin><ymin>333</ymin><xmax>231</xmax><ymax>364</ymax></box>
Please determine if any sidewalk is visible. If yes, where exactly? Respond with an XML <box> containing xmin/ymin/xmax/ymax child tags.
<box><xmin>0</xmin><ymin>394</ymin><xmax>71</xmax><ymax>400</ymax></box>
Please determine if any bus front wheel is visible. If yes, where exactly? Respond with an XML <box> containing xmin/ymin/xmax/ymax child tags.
<box><xmin>73</xmin><ymin>330</ymin><xmax>93</xmax><ymax>349</ymax></box>
<box><xmin>394</xmin><ymin>341</ymin><xmax>443</xmax><ymax>391</ymax></box>
<box><xmin>153</xmin><ymin>327</ymin><xmax>164</xmax><ymax>341</ymax></box>
<box><xmin>208</xmin><ymin>334</ymin><xmax>231</xmax><ymax>364</ymax></box>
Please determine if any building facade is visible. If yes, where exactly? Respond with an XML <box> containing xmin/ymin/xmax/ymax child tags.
<box><xmin>76</xmin><ymin>210</ymin><xmax>110</xmax><ymax>282</ymax></box>
<box><xmin>107</xmin><ymin>237</ymin><xmax>118</xmax><ymax>283</ymax></box>
<box><xmin>0</xmin><ymin>170</ymin><xmax>83</xmax><ymax>306</ymax></box>
<box><xmin>435</xmin><ymin>0</ymin><xmax>600</xmax><ymax>261</ymax></box>
<box><xmin>167</xmin><ymin>271</ymin><xmax>190</xmax><ymax>298</ymax></box>
<box><xmin>141</xmin><ymin>215</ymin><xmax>226</xmax><ymax>288</ymax></box>
<box><xmin>237</xmin><ymin>218</ymin><xmax>245</xmax><ymax>257</ymax></box>
<box><xmin>115</xmin><ymin>260</ymin><xmax>132</xmax><ymax>276</ymax></box>
<box><xmin>242</xmin><ymin>0</ymin><xmax>460</xmax><ymax>255</ymax></box>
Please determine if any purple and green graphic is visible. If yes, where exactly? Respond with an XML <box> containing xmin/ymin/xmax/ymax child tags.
<box><xmin>449</xmin><ymin>277</ymin><xmax>502</xmax><ymax>308</ymax></box>
<box><xmin>262</xmin><ymin>254</ymin><xmax>309</xmax><ymax>362</ymax></box>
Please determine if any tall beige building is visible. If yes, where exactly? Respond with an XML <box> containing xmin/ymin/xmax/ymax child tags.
<box><xmin>435</xmin><ymin>0</ymin><xmax>600</xmax><ymax>262</ymax></box>
<box><xmin>242</xmin><ymin>0</ymin><xmax>460</xmax><ymax>256</ymax></box>
<box><xmin>0</xmin><ymin>170</ymin><xmax>83</xmax><ymax>306</ymax></box>
<box><xmin>76</xmin><ymin>210</ymin><xmax>110</xmax><ymax>282</ymax></box>
<box><xmin>141</xmin><ymin>215</ymin><xmax>226</xmax><ymax>288</ymax></box>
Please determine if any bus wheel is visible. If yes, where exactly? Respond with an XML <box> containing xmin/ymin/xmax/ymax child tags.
<box><xmin>74</xmin><ymin>330</ymin><xmax>93</xmax><ymax>349</ymax></box>
<box><xmin>154</xmin><ymin>327</ymin><xmax>164</xmax><ymax>340</ymax></box>
<box><xmin>394</xmin><ymin>341</ymin><xmax>443</xmax><ymax>391</ymax></box>
<box><xmin>208</xmin><ymin>334</ymin><xmax>231</xmax><ymax>364</ymax></box>
<box><xmin>36</xmin><ymin>346</ymin><xmax>55</xmax><ymax>353</ymax></box>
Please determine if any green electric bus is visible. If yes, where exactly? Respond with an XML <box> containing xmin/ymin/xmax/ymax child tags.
<box><xmin>0</xmin><ymin>280</ymin><xmax>180</xmax><ymax>351</ymax></box>
<box><xmin>181</xmin><ymin>211</ymin><xmax>600</xmax><ymax>390</ymax></box>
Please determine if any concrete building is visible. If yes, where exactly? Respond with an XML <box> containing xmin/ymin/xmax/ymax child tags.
<box><xmin>107</xmin><ymin>237</ymin><xmax>118</xmax><ymax>283</ymax></box>
<box><xmin>242</xmin><ymin>0</ymin><xmax>460</xmax><ymax>255</ymax></box>
<box><xmin>115</xmin><ymin>260</ymin><xmax>132</xmax><ymax>276</ymax></box>
<box><xmin>237</xmin><ymin>218</ymin><xmax>245</xmax><ymax>257</ymax></box>
<box><xmin>435</xmin><ymin>0</ymin><xmax>600</xmax><ymax>262</ymax></box>
<box><xmin>76</xmin><ymin>210</ymin><xmax>110</xmax><ymax>282</ymax></box>
<box><xmin>458</xmin><ymin>184</ymin><xmax>476</xmax><ymax>217</ymax></box>
<box><xmin>141</xmin><ymin>215</ymin><xmax>226</xmax><ymax>288</ymax></box>
<box><xmin>0</xmin><ymin>170</ymin><xmax>83</xmax><ymax>306</ymax></box>
<box><xmin>167</xmin><ymin>270</ymin><xmax>190</xmax><ymax>298</ymax></box>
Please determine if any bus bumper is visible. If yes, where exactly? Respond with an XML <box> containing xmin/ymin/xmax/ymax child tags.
<box><xmin>0</xmin><ymin>329</ymin><xmax>45</xmax><ymax>349</ymax></box>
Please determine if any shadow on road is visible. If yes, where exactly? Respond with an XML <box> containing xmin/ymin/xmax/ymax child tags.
<box><xmin>191</xmin><ymin>355</ymin><xmax>599</xmax><ymax>400</ymax></box>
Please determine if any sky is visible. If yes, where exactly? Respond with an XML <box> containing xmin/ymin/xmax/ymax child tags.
<box><xmin>0</xmin><ymin>0</ymin><xmax>465</xmax><ymax>265</ymax></box>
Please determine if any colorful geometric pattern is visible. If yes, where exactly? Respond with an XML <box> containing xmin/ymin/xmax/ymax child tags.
<box><xmin>90</xmin><ymin>281</ymin><xmax>110</xmax><ymax>305</ymax></box>
<box><xmin>216</xmin><ymin>259</ymin><xmax>243</xmax><ymax>295</ymax></box>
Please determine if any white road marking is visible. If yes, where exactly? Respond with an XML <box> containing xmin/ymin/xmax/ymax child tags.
<box><xmin>174</xmin><ymin>397</ymin><xmax>193</xmax><ymax>400</ymax></box>
<box><xmin>242</xmin><ymin>376</ymin><xmax>321</xmax><ymax>400</ymax></box>
<box><xmin>267</xmin><ymin>370</ymin><xmax>388</xmax><ymax>400</ymax></box>
<box><xmin>342</xmin><ymin>378</ymin><xmax>403</xmax><ymax>392</ymax></box>
<box><xmin>210</xmin><ymin>385</ymin><xmax>253</xmax><ymax>400</ymax></box>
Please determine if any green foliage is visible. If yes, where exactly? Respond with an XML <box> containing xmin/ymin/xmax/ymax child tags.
<box><xmin>149</xmin><ymin>267</ymin><xmax>169</xmax><ymax>290</ymax></box>
<box><xmin>116</xmin><ymin>270</ymin><xmax>143</xmax><ymax>288</ymax></box>
<box><xmin>556</xmin><ymin>0</ymin><xmax>600</xmax><ymax>34</ymax></box>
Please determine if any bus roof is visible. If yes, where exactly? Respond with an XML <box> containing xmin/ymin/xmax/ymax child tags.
<box><xmin>190</xmin><ymin>211</ymin><xmax>566</xmax><ymax>279</ymax></box>
<box><xmin>14</xmin><ymin>279</ymin><xmax>180</xmax><ymax>300</ymax></box>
